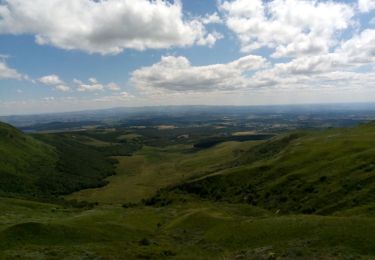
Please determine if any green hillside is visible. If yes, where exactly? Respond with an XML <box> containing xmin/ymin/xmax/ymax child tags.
<box><xmin>0</xmin><ymin>122</ymin><xmax>58</xmax><ymax>197</ymax></box>
<box><xmin>0</xmin><ymin>122</ymin><xmax>115</xmax><ymax>199</ymax></box>
<box><xmin>173</xmin><ymin>123</ymin><xmax>375</xmax><ymax>215</ymax></box>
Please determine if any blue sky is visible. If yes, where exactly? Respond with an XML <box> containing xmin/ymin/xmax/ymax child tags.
<box><xmin>0</xmin><ymin>0</ymin><xmax>374</xmax><ymax>115</ymax></box>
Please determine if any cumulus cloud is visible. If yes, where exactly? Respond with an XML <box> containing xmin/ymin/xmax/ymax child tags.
<box><xmin>0</xmin><ymin>60</ymin><xmax>22</xmax><ymax>80</ymax></box>
<box><xmin>248</xmin><ymin>28</ymin><xmax>375</xmax><ymax>90</ymax></box>
<box><xmin>358</xmin><ymin>0</ymin><xmax>375</xmax><ymax>12</ymax></box>
<box><xmin>130</xmin><ymin>23</ymin><xmax>375</xmax><ymax>95</ymax></box>
<box><xmin>248</xmin><ymin>62</ymin><xmax>375</xmax><ymax>94</ymax></box>
<box><xmin>38</xmin><ymin>74</ymin><xmax>71</xmax><ymax>92</ymax></box>
<box><xmin>55</xmin><ymin>85</ymin><xmax>70</xmax><ymax>92</ymax></box>
<box><xmin>0</xmin><ymin>0</ymin><xmax>220</xmax><ymax>55</ymax></box>
<box><xmin>219</xmin><ymin>0</ymin><xmax>354</xmax><ymax>57</ymax></box>
<box><xmin>38</xmin><ymin>74</ymin><xmax>63</xmax><ymax>85</ymax></box>
<box><xmin>75</xmin><ymin>78</ymin><xmax>122</xmax><ymax>92</ymax></box>
<box><xmin>131</xmin><ymin>55</ymin><xmax>268</xmax><ymax>93</ymax></box>
<box><xmin>270</xmin><ymin>29</ymin><xmax>375</xmax><ymax>74</ymax></box>
<box><xmin>337</xmin><ymin>29</ymin><xmax>375</xmax><ymax>64</ymax></box>
<box><xmin>201</xmin><ymin>12</ymin><xmax>223</xmax><ymax>24</ymax></box>
<box><xmin>245</xmin><ymin>31</ymin><xmax>375</xmax><ymax>91</ymax></box>
<box><xmin>130</xmin><ymin>52</ymin><xmax>362</xmax><ymax>94</ymax></box>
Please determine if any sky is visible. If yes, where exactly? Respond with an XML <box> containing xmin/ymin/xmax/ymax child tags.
<box><xmin>0</xmin><ymin>0</ymin><xmax>374</xmax><ymax>115</ymax></box>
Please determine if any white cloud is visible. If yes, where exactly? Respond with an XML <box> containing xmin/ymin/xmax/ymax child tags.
<box><xmin>196</xmin><ymin>31</ymin><xmax>223</xmax><ymax>47</ymax></box>
<box><xmin>94</xmin><ymin>91</ymin><xmax>134</xmax><ymax>102</ymax></box>
<box><xmin>130</xmin><ymin>25</ymin><xmax>375</xmax><ymax>95</ymax></box>
<box><xmin>220</xmin><ymin>0</ymin><xmax>354</xmax><ymax>57</ymax></box>
<box><xmin>201</xmin><ymin>12</ymin><xmax>223</xmax><ymax>24</ymax></box>
<box><xmin>131</xmin><ymin>55</ymin><xmax>268</xmax><ymax>93</ymax></box>
<box><xmin>55</xmin><ymin>85</ymin><xmax>70</xmax><ymax>92</ymax></box>
<box><xmin>358</xmin><ymin>0</ymin><xmax>375</xmax><ymax>12</ymax></box>
<box><xmin>247</xmin><ymin>36</ymin><xmax>375</xmax><ymax>91</ymax></box>
<box><xmin>73</xmin><ymin>79</ymin><xmax>83</xmax><ymax>85</ymax></box>
<box><xmin>0</xmin><ymin>0</ymin><xmax>220</xmax><ymax>55</ymax></box>
<box><xmin>38</xmin><ymin>74</ymin><xmax>63</xmax><ymax>85</ymax></box>
<box><xmin>106</xmin><ymin>82</ymin><xmax>121</xmax><ymax>91</ymax></box>
<box><xmin>88</xmin><ymin>77</ymin><xmax>99</xmax><ymax>84</ymax></box>
<box><xmin>337</xmin><ymin>29</ymin><xmax>375</xmax><ymax>64</ymax></box>
<box><xmin>75</xmin><ymin>78</ymin><xmax>121</xmax><ymax>92</ymax></box>
<box><xmin>38</xmin><ymin>74</ymin><xmax>71</xmax><ymax>92</ymax></box>
<box><xmin>77</xmin><ymin>83</ymin><xmax>104</xmax><ymax>92</ymax></box>
<box><xmin>120</xmin><ymin>91</ymin><xmax>133</xmax><ymax>98</ymax></box>
<box><xmin>0</xmin><ymin>60</ymin><xmax>22</xmax><ymax>79</ymax></box>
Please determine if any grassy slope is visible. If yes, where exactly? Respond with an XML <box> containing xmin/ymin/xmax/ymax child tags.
<box><xmin>68</xmin><ymin>141</ymin><xmax>258</xmax><ymax>204</ymax></box>
<box><xmin>0</xmin><ymin>122</ymin><xmax>115</xmax><ymax>198</ymax></box>
<box><xmin>0</xmin><ymin>122</ymin><xmax>57</xmax><ymax>197</ymax></box>
<box><xmin>176</xmin><ymin>123</ymin><xmax>375</xmax><ymax>215</ymax></box>
<box><xmin>34</xmin><ymin>133</ymin><xmax>116</xmax><ymax>195</ymax></box>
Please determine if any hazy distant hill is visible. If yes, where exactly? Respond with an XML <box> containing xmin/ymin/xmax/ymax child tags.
<box><xmin>2</xmin><ymin>104</ymin><xmax>375</xmax><ymax>128</ymax></box>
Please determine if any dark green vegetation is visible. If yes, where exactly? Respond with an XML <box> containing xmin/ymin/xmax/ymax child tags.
<box><xmin>33</xmin><ymin>133</ymin><xmax>116</xmax><ymax>196</ymax></box>
<box><xmin>0</xmin><ymin>122</ymin><xmax>115</xmax><ymax>199</ymax></box>
<box><xmin>193</xmin><ymin>134</ymin><xmax>273</xmax><ymax>149</ymax></box>
<box><xmin>2</xmin><ymin>118</ymin><xmax>375</xmax><ymax>258</ymax></box>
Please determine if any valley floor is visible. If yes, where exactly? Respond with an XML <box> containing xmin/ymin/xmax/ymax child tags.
<box><xmin>67</xmin><ymin>141</ymin><xmax>257</xmax><ymax>204</ymax></box>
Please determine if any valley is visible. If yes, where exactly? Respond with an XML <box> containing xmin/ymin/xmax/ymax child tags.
<box><xmin>2</xmin><ymin>109</ymin><xmax>375</xmax><ymax>259</ymax></box>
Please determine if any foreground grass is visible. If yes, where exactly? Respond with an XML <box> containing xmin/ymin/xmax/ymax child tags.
<box><xmin>1</xmin><ymin>196</ymin><xmax>375</xmax><ymax>259</ymax></box>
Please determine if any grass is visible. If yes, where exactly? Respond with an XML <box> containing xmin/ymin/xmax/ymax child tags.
<box><xmin>68</xmin><ymin>141</ymin><xmax>258</xmax><ymax>204</ymax></box>
<box><xmin>176</xmin><ymin>123</ymin><xmax>375</xmax><ymax>215</ymax></box>
<box><xmin>0</xmin><ymin>122</ymin><xmax>58</xmax><ymax>197</ymax></box>
<box><xmin>0</xmin><ymin>122</ymin><xmax>116</xmax><ymax>199</ymax></box>
<box><xmin>2</xmin><ymin>196</ymin><xmax>375</xmax><ymax>259</ymax></box>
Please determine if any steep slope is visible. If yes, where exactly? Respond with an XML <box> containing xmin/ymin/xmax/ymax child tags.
<box><xmin>0</xmin><ymin>122</ymin><xmax>57</xmax><ymax>197</ymax></box>
<box><xmin>0</xmin><ymin>122</ymin><xmax>115</xmax><ymax>198</ymax></box>
<box><xmin>174</xmin><ymin>122</ymin><xmax>375</xmax><ymax>215</ymax></box>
